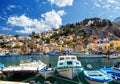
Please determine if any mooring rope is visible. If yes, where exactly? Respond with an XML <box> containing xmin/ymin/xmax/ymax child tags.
<box><xmin>76</xmin><ymin>71</ymin><xmax>83</xmax><ymax>84</ymax></box>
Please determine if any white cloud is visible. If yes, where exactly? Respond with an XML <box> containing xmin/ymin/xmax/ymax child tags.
<box><xmin>57</xmin><ymin>10</ymin><xmax>66</xmax><ymax>16</ymax></box>
<box><xmin>7</xmin><ymin>5</ymin><xmax>16</xmax><ymax>11</ymax></box>
<box><xmin>7</xmin><ymin>15</ymin><xmax>33</xmax><ymax>27</ymax></box>
<box><xmin>103</xmin><ymin>4</ymin><xmax>111</xmax><ymax>8</ymax></box>
<box><xmin>94</xmin><ymin>3</ymin><xmax>101</xmax><ymax>7</ymax></box>
<box><xmin>107</xmin><ymin>0</ymin><xmax>116</xmax><ymax>4</ymax></box>
<box><xmin>93</xmin><ymin>0</ymin><xmax>120</xmax><ymax>19</ymax></box>
<box><xmin>0</xmin><ymin>26</ymin><xmax>12</xmax><ymax>31</ymax></box>
<box><xmin>7</xmin><ymin>10</ymin><xmax>65</xmax><ymax>34</ymax></box>
<box><xmin>49</xmin><ymin>0</ymin><xmax>73</xmax><ymax>7</ymax></box>
<box><xmin>110</xmin><ymin>15</ymin><xmax>113</xmax><ymax>18</ymax></box>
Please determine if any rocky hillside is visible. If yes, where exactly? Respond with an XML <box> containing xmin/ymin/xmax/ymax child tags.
<box><xmin>114</xmin><ymin>17</ymin><xmax>120</xmax><ymax>25</ymax></box>
<box><xmin>50</xmin><ymin>17</ymin><xmax>120</xmax><ymax>43</ymax></box>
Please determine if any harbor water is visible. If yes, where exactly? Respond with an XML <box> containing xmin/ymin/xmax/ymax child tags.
<box><xmin>0</xmin><ymin>54</ymin><xmax>120</xmax><ymax>84</ymax></box>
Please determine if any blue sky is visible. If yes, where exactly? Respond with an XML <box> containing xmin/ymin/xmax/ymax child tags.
<box><xmin>0</xmin><ymin>0</ymin><xmax>120</xmax><ymax>36</ymax></box>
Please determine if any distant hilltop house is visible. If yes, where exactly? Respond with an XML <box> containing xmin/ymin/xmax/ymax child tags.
<box><xmin>96</xmin><ymin>38</ymin><xmax>109</xmax><ymax>44</ymax></box>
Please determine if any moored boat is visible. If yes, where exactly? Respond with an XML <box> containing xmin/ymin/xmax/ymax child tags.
<box><xmin>40</xmin><ymin>68</ymin><xmax>55</xmax><ymax>79</ymax></box>
<box><xmin>102</xmin><ymin>51</ymin><xmax>118</xmax><ymax>59</ymax></box>
<box><xmin>113</xmin><ymin>62</ymin><xmax>120</xmax><ymax>71</ymax></box>
<box><xmin>109</xmin><ymin>54</ymin><xmax>118</xmax><ymax>59</ymax></box>
<box><xmin>100</xmin><ymin>68</ymin><xmax>120</xmax><ymax>81</ymax></box>
<box><xmin>56</xmin><ymin>55</ymin><xmax>83</xmax><ymax>79</ymax></box>
<box><xmin>2</xmin><ymin>60</ymin><xmax>46</xmax><ymax>74</ymax></box>
<box><xmin>84</xmin><ymin>70</ymin><xmax>113</xmax><ymax>84</ymax></box>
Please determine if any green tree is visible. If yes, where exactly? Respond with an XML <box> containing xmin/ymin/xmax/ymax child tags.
<box><xmin>116</xmin><ymin>46</ymin><xmax>120</xmax><ymax>52</ymax></box>
<box><xmin>14</xmin><ymin>34</ymin><xmax>20</xmax><ymax>38</ymax></box>
<box><xmin>0</xmin><ymin>36</ymin><xmax>3</xmax><ymax>39</ymax></box>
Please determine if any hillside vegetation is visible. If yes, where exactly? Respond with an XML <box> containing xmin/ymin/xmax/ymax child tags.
<box><xmin>50</xmin><ymin>17</ymin><xmax>120</xmax><ymax>42</ymax></box>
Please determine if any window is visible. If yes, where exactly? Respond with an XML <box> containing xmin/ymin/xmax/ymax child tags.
<box><xmin>105</xmin><ymin>46</ymin><xmax>106</xmax><ymax>49</ymax></box>
<box><xmin>71</xmin><ymin>57</ymin><xmax>76</xmax><ymax>60</ymax></box>
<box><xmin>67</xmin><ymin>61</ymin><xmax>72</xmax><ymax>65</ymax></box>
<box><xmin>59</xmin><ymin>63</ymin><xmax>63</xmax><ymax>65</ymax></box>
<box><xmin>76</xmin><ymin>62</ymin><xmax>79</xmax><ymax>65</ymax></box>
<box><xmin>66</xmin><ymin>57</ymin><xmax>70</xmax><ymax>60</ymax></box>
<box><xmin>60</xmin><ymin>58</ymin><xmax>64</xmax><ymax>60</ymax></box>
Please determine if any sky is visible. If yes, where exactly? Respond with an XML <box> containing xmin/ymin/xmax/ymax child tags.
<box><xmin>0</xmin><ymin>0</ymin><xmax>120</xmax><ymax>36</ymax></box>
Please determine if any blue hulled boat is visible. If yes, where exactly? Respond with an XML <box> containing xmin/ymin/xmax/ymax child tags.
<box><xmin>101</xmin><ymin>68</ymin><xmax>120</xmax><ymax>81</ymax></box>
<box><xmin>40</xmin><ymin>68</ymin><xmax>55</xmax><ymax>79</ymax></box>
<box><xmin>100</xmin><ymin>62</ymin><xmax>120</xmax><ymax>82</ymax></box>
<box><xmin>84</xmin><ymin>70</ymin><xmax>113</xmax><ymax>84</ymax></box>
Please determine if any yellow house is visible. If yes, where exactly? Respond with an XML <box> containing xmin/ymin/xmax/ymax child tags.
<box><xmin>109</xmin><ymin>40</ymin><xmax>120</xmax><ymax>51</ymax></box>
<box><xmin>99</xmin><ymin>43</ymin><xmax>110</xmax><ymax>51</ymax></box>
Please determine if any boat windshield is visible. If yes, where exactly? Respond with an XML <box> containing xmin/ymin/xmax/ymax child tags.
<box><xmin>59</xmin><ymin>63</ymin><xmax>63</xmax><ymax>65</ymax></box>
<box><xmin>66</xmin><ymin>57</ymin><xmax>70</xmax><ymax>60</ymax></box>
<box><xmin>67</xmin><ymin>61</ymin><xmax>72</xmax><ymax>65</ymax></box>
<box><xmin>60</xmin><ymin>57</ymin><xmax>64</xmax><ymax>60</ymax></box>
<box><xmin>76</xmin><ymin>62</ymin><xmax>79</xmax><ymax>65</ymax></box>
<box><xmin>71</xmin><ymin>57</ymin><xmax>76</xmax><ymax>60</ymax></box>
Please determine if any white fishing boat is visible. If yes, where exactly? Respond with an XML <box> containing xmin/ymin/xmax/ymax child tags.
<box><xmin>108</xmin><ymin>54</ymin><xmax>118</xmax><ymax>59</ymax></box>
<box><xmin>103</xmin><ymin>54</ymin><xmax>118</xmax><ymax>59</ymax></box>
<box><xmin>56</xmin><ymin>55</ymin><xmax>83</xmax><ymax>79</ymax></box>
<box><xmin>84</xmin><ymin>70</ymin><xmax>113</xmax><ymax>84</ymax></box>
<box><xmin>2</xmin><ymin>60</ymin><xmax>46</xmax><ymax>73</ymax></box>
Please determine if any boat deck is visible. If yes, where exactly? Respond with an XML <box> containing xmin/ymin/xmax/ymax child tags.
<box><xmin>0</xmin><ymin>81</ymin><xmax>29</xmax><ymax>84</ymax></box>
<box><xmin>2</xmin><ymin>65</ymin><xmax>46</xmax><ymax>73</ymax></box>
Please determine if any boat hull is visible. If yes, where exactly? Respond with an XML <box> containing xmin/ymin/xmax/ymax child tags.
<box><xmin>57</xmin><ymin>67</ymin><xmax>82</xmax><ymax>79</ymax></box>
<box><xmin>40</xmin><ymin>68</ymin><xmax>54</xmax><ymax>79</ymax></box>
<box><xmin>101</xmin><ymin>68</ymin><xmax>120</xmax><ymax>81</ymax></box>
<box><xmin>85</xmin><ymin>78</ymin><xmax>108</xmax><ymax>84</ymax></box>
<box><xmin>84</xmin><ymin>70</ymin><xmax>112</xmax><ymax>84</ymax></box>
<box><xmin>109</xmin><ymin>56</ymin><xmax>118</xmax><ymax>59</ymax></box>
<box><xmin>41</xmin><ymin>72</ymin><xmax>54</xmax><ymax>79</ymax></box>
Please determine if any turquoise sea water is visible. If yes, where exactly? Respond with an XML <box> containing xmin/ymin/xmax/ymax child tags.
<box><xmin>0</xmin><ymin>54</ymin><xmax>120</xmax><ymax>84</ymax></box>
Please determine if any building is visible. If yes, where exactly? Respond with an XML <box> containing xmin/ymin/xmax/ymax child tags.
<box><xmin>109</xmin><ymin>40</ymin><xmax>120</xmax><ymax>51</ymax></box>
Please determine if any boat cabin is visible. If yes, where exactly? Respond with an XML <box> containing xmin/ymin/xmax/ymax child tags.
<box><xmin>57</xmin><ymin>55</ymin><xmax>81</xmax><ymax>68</ymax></box>
<box><xmin>58</xmin><ymin>55</ymin><xmax>77</xmax><ymax>61</ymax></box>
